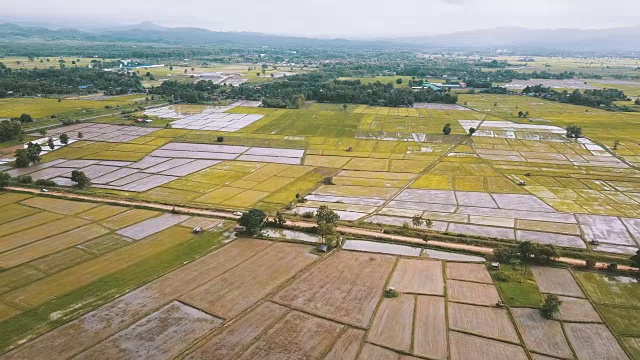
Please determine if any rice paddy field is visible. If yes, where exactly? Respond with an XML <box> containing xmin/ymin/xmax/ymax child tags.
<box><xmin>1</xmin><ymin>223</ymin><xmax>637</xmax><ymax>359</ymax></box>
<box><xmin>0</xmin><ymin>95</ymin><xmax>150</xmax><ymax>119</ymax></box>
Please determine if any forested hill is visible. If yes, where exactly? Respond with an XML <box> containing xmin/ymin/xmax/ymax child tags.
<box><xmin>0</xmin><ymin>23</ymin><xmax>373</xmax><ymax>47</ymax></box>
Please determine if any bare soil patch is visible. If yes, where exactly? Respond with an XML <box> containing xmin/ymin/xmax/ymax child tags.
<box><xmin>511</xmin><ymin>307</ymin><xmax>573</xmax><ymax>358</ymax></box>
<box><xmin>449</xmin><ymin>331</ymin><xmax>527</xmax><ymax>360</ymax></box>
<box><xmin>447</xmin><ymin>280</ymin><xmax>501</xmax><ymax>306</ymax></box>
<box><xmin>236</xmin><ymin>311</ymin><xmax>343</xmax><ymax>360</ymax></box>
<box><xmin>324</xmin><ymin>328</ymin><xmax>365</xmax><ymax>360</ymax></box>
<box><xmin>554</xmin><ymin>296</ymin><xmax>602</xmax><ymax>322</ymax></box>
<box><xmin>273</xmin><ymin>250</ymin><xmax>395</xmax><ymax>328</ymax></box>
<box><xmin>184</xmin><ymin>301</ymin><xmax>289</xmax><ymax>360</ymax></box>
<box><xmin>74</xmin><ymin>301</ymin><xmax>222</xmax><ymax>360</ymax></box>
<box><xmin>564</xmin><ymin>323</ymin><xmax>629</xmax><ymax>360</ymax></box>
<box><xmin>448</xmin><ymin>302</ymin><xmax>519</xmax><ymax>343</ymax></box>
<box><xmin>367</xmin><ymin>294</ymin><xmax>414</xmax><ymax>352</ymax></box>
<box><xmin>388</xmin><ymin>259</ymin><xmax>444</xmax><ymax>295</ymax></box>
<box><xmin>181</xmin><ymin>242</ymin><xmax>316</xmax><ymax>319</ymax></box>
<box><xmin>414</xmin><ymin>295</ymin><xmax>448</xmax><ymax>359</ymax></box>
<box><xmin>531</xmin><ymin>266</ymin><xmax>584</xmax><ymax>298</ymax></box>
<box><xmin>446</xmin><ymin>263</ymin><xmax>493</xmax><ymax>283</ymax></box>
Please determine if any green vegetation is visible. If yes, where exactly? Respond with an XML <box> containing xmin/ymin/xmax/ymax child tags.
<box><xmin>0</xmin><ymin>224</ymin><xmax>231</xmax><ymax>352</ymax></box>
<box><xmin>490</xmin><ymin>264</ymin><xmax>543</xmax><ymax>307</ymax></box>
<box><xmin>238</xmin><ymin>208</ymin><xmax>266</xmax><ymax>235</ymax></box>
<box><xmin>522</xmin><ymin>85</ymin><xmax>633</xmax><ymax>111</ymax></box>
<box><xmin>540</xmin><ymin>294</ymin><xmax>563</xmax><ymax>319</ymax></box>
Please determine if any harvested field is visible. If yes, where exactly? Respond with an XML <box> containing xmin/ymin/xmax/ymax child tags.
<box><xmin>273</xmin><ymin>250</ymin><xmax>395</xmax><ymax>328</ymax></box>
<box><xmin>74</xmin><ymin>301</ymin><xmax>222</xmax><ymax>360</ymax></box>
<box><xmin>100</xmin><ymin>209</ymin><xmax>160</xmax><ymax>230</ymax></box>
<box><xmin>531</xmin><ymin>267</ymin><xmax>584</xmax><ymax>297</ymax></box>
<box><xmin>184</xmin><ymin>302</ymin><xmax>289</xmax><ymax>360</ymax></box>
<box><xmin>181</xmin><ymin>242</ymin><xmax>316</xmax><ymax>319</ymax></box>
<box><xmin>448</xmin><ymin>302</ymin><xmax>519</xmax><ymax>343</ymax></box>
<box><xmin>446</xmin><ymin>263</ymin><xmax>493</xmax><ymax>283</ymax></box>
<box><xmin>0</xmin><ymin>204</ymin><xmax>40</xmax><ymax>225</ymax></box>
<box><xmin>447</xmin><ymin>280</ymin><xmax>501</xmax><ymax>306</ymax></box>
<box><xmin>449</xmin><ymin>331</ymin><xmax>527</xmax><ymax>360</ymax></box>
<box><xmin>342</xmin><ymin>240</ymin><xmax>422</xmax><ymax>257</ymax></box>
<box><xmin>511</xmin><ymin>308</ymin><xmax>573</xmax><ymax>358</ymax></box>
<box><xmin>236</xmin><ymin>311</ymin><xmax>343</xmax><ymax>360</ymax></box>
<box><xmin>358</xmin><ymin>343</ymin><xmax>400</xmax><ymax>360</ymax></box>
<box><xmin>0</xmin><ymin>266</ymin><xmax>44</xmax><ymax>294</ymax></box>
<box><xmin>77</xmin><ymin>234</ymin><xmax>131</xmax><ymax>254</ymax></box>
<box><xmin>324</xmin><ymin>328</ymin><xmax>365</xmax><ymax>360</ymax></box>
<box><xmin>0</xmin><ymin>217</ymin><xmax>90</xmax><ymax>254</ymax></box>
<box><xmin>116</xmin><ymin>214</ymin><xmax>190</xmax><ymax>240</ymax></box>
<box><xmin>0</xmin><ymin>224</ymin><xmax>109</xmax><ymax>268</ymax></box>
<box><xmin>367</xmin><ymin>294</ymin><xmax>414</xmax><ymax>352</ymax></box>
<box><xmin>0</xmin><ymin>302</ymin><xmax>20</xmax><ymax>322</ymax></box>
<box><xmin>0</xmin><ymin>192</ymin><xmax>31</xmax><ymax>206</ymax></box>
<box><xmin>28</xmin><ymin>248</ymin><xmax>94</xmax><ymax>273</ymax></box>
<box><xmin>2</xmin><ymin>239</ymin><xmax>272</xmax><ymax>360</ymax></box>
<box><xmin>0</xmin><ymin>212</ymin><xmax>64</xmax><ymax>237</ymax></box>
<box><xmin>555</xmin><ymin>296</ymin><xmax>602</xmax><ymax>322</ymax></box>
<box><xmin>388</xmin><ymin>259</ymin><xmax>444</xmax><ymax>295</ymax></box>
<box><xmin>564</xmin><ymin>323</ymin><xmax>629</xmax><ymax>360</ymax></box>
<box><xmin>414</xmin><ymin>295</ymin><xmax>448</xmax><ymax>360</ymax></box>
<box><xmin>77</xmin><ymin>204</ymin><xmax>128</xmax><ymax>221</ymax></box>
<box><xmin>3</xmin><ymin>226</ymin><xmax>194</xmax><ymax>308</ymax></box>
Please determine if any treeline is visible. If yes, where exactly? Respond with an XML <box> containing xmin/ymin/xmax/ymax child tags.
<box><xmin>152</xmin><ymin>71</ymin><xmax>458</xmax><ymax>107</ymax></box>
<box><xmin>150</xmin><ymin>80</ymin><xmax>221</xmax><ymax>103</ymax></box>
<box><xmin>522</xmin><ymin>85</ymin><xmax>633</xmax><ymax>111</ymax></box>
<box><xmin>0</xmin><ymin>65</ymin><xmax>144</xmax><ymax>97</ymax></box>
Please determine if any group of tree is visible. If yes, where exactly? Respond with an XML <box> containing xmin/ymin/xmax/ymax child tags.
<box><xmin>522</xmin><ymin>85</ymin><xmax>633</xmax><ymax>111</ymax></box>
<box><xmin>494</xmin><ymin>241</ymin><xmax>560</xmax><ymax>264</ymax></box>
<box><xmin>238</xmin><ymin>208</ymin><xmax>267</xmax><ymax>235</ymax></box>
<box><xmin>0</xmin><ymin>66</ymin><xmax>143</xmax><ymax>97</ymax></box>
<box><xmin>316</xmin><ymin>205</ymin><xmax>340</xmax><ymax>247</ymax></box>
<box><xmin>14</xmin><ymin>142</ymin><xmax>42</xmax><ymax>168</ymax></box>
<box><xmin>70</xmin><ymin>170</ymin><xmax>90</xmax><ymax>188</ymax></box>
<box><xmin>565</xmin><ymin>125</ymin><xmax>582</xmax><ymax>138</ymax></box>
<box><xmin>0</xmin><ymin>119</ymin><xmax>23</xmax><ymax>142</ymax></box>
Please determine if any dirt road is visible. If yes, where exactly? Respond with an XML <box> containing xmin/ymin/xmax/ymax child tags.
<box><xmin>3</xmin><ymin>186</ymin><xmax>636</xmax><ymax>271</ymax></box>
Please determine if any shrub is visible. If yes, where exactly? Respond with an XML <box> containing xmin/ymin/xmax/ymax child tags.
<box><xmin>607</xmin><ymin>262</ymin><xmax>618</xmax><ymax>271</ymax></box>
<box><xmin>585</xmin><ymin>259</ymin><xmax>597</xmax><ymax>269</ymax></box>
<box><xmin>15</xmin><ymin>175</ymin><xmax>32</xmax><ymax>184</ymax></box>
<box><xmin>301</xmin><ymin>211</ymin><xmax>315</xmax><ymax>219</ymax></box>
<box><xmin>540</xmin><ymin>294</ymin><xmax>563</xmax><ymax>319</ymax></box>
<box><xmin>216</xmin><ymin>136</ymin><xmax>224</xmax><ymax>142</ymax></box>
<box><xmin>0</xmin><ymin>173</ymin><xmax>10</xmax><ymax>187</ymax></box>
<box><xmin>34</xmin><ymin>179</ymin><xmax>57</xmax><ymax>186</ymax></box>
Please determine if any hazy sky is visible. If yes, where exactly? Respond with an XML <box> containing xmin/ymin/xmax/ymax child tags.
<box><xmin>4</xmin><ymin>0</ymin><xmax>640</xmax><ymax>37</ymax></box>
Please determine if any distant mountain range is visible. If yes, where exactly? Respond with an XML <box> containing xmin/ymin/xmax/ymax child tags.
<box><xmin>1</xmin><ymin>21</ymin><xmax>640</xmax><ymax>53</ymax></box>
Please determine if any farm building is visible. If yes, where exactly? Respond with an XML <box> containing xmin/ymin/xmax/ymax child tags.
<box><xmin>411</xmin><ymin>82</ymin><xmax>444</xmax><ymax>91</ymax></box>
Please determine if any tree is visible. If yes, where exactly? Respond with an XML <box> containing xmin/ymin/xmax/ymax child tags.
<box><xmin>317</xmin><ymin>222</ymin><xmax>337</xmax><ymax>244</ymax></box>
<box><xmin>37</xmin><ymin>128</ymin><xmax>46</xmax><ymax>137</ymax></box>
<box><xmin>77</xmin><ymin>131</ymin><xmax>83</xmax><ymax>139</ymax></box>
<box><xmin>343</xmin><ymin>104</ymin><xmax>348</xmax><ymax>111</ymax></box>
<box><xmin>631</xmin><ymin>250</ymin><xmax>640</xmax><ymax>269</ymax></box>
<box><xmin>424</xmin><ymin>218</ymin><xmax>434</xmax><ymax>229</ymax></box>
<box><xmin>47</xmin><ymin>138</ymin><xmax>55</xmax><ymax>150</ymax></box>
<box><xmin>442</xmin><ymin>123</ymin><xmax>452</xmax><ymax>135</ymax></box>
<box><xmin>238</xmin><ymin>208</ymin><xmax>266</xmax><ymax>235</ymax></box>
<box><xmin>14</xmin><ymin>148</ymin><xmax>29</xmax><ymax>168</ymax></box>
<box><xmin>316</xmin><ymin>205</ymin><xmax>339</xmax><ymax>226</ymax></box>
<box><xmin>566</xmin><ymin>125</ymin><xmax>582</xmax><ymax>138</ymax></box>
<box><xmin>518</xmin><ymin>241</ymin><xmax>536</xmax><ymax>261</ymax></box>
<box><xmin>59</xmin><ymin>133</ymin><xmax>69</xmax><ymax>145</ymax></box>
<box><xmin>169</xmin><ymin>66</ymin><xmax>173</xmax><ymax>71</ymax></box>
<box><xmin>494</xmin><ymin>246</ymin><xmax>519</xmax><ymax>263</ymax></box>
<box><xmin>25</xmin><ymin>142</ymin><xmax>42</xmax><ymax>164</ymax></box>
<box><xmin>412</xmin><ymin>214</ymin><xmax>423</xmax><ymax>228</ymax></box>
<box><xmin>0</xmin><ymin>172</ymin><xmax>10</xmax><ymax>188</ymax></box>
<box><xmin>536</xmin><ymin>244</ymin><xmax>560</xmax><ymax>263</ymax></box>
<box><xmin>18</xmin><ymin>113</ymin><xmax>33</xmax><ymax>123</ymax></box>
<box><xmin>71</xmin><ymin>170</ymin><xmax>90</xmax><ymax>188</ymax></box>
<box><xmin>274</xmin><ymin>211</ymin><xmax>286</xmax><ymax>226</ymax></box>
<box><xmin>396</xmin><ymin>78</ymin><xmax>403</xmax><ymax>84</ymax></box>
<box><xmin>540</xmin><ymin>294</ymin><xmax>563</xmax><ymax>319</ymax></box>
<box><xmin>468</xmin><ymin>127</ymin><xmax>476</xmax><ymax>136</ymax></box>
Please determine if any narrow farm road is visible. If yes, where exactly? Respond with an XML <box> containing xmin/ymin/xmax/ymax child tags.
<box><xmin>2</xmin><ymin>186</ymin><xmax>636</xmax><ymax>272</ymax></box>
